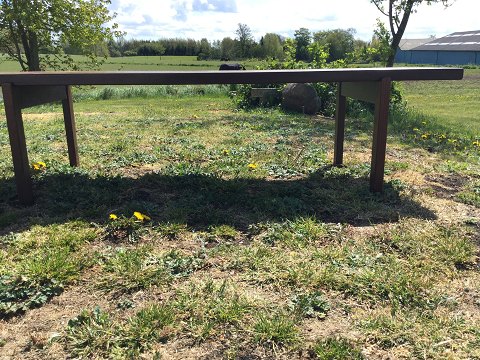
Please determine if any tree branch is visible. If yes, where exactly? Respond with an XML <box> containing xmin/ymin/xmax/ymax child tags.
<box><xmin>372</xmin><ymin>0</ymin><xmax>390</xmax><ymax>17</ymax></box>
<box><xmin>388</xmin><ymin>0</ymin><xmax>396</xmax><ymax>36</ymax></box>
<box><xmin>7</xmin><ymin>20</ymin><xmax>27</xmax><ymax>71</ymax></box>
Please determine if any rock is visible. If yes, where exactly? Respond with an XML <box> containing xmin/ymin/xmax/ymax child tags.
<box><xmin>282</xmin><ymin>83</ymin><xmax>321</xmax><ymax>115</ymax></box>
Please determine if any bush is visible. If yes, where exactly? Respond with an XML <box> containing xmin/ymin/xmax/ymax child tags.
<box><xmin>230</xmin><ymin>41</ymin><xmax>404</xmax><ymax>117</ymax></box>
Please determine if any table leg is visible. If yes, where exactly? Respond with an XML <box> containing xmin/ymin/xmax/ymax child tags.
<box><xmin>2</xmin><ymin>83</ymin><xmax>34</xmax><ymax>205</ymax></box>
<box><xmin>334</xmin><ymin>82</ymin><xmax>346</xmax><ymax>165</ymax></box>
<box><xmin>370</xmin><ymin>77</ymin><xmax>391</xmax><ymax>192</ymax></box>
<box><xmin>62</xmin><ymin>85</ymin><xmax>79</xmax><ymax>166</ymax></box>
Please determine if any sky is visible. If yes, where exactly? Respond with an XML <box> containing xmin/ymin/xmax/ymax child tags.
<box><xmin>108</xmin><ymin>0</ymin><xmax>480</xmax><ymax>42</ymax></box>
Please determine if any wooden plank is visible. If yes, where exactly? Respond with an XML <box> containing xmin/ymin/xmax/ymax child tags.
<box><xmin>334</xmin><ymin>82</ymin><xmax>346</xmax><ymax>165</ymax></box>
<box><xmin>62</xmin><ymin>86</ymin><xmax>79</xmax><ymax>167</ymax></box>
<box><xmin>341</xmin><ymin>81</ymin><xmax>378</xmax><ymax>104</ymax></box>
<box><xmin>0</xmin><ymin>67</ymin><xmax>464</xmax><ymax>86</ymax></box>
<box><xmin>370</xmin><ymin>77</ymin><xmax>392</xmax><ymax>193</ymax></box>
<box><xmin>1</xmin><ymin>83</ymin><xmax>34</xmax><ymax>205</ymax></box>
<box><xmin>17</xmin><ymin>85</ymin><xmax>67</xmax><ymax>109</ymax></box>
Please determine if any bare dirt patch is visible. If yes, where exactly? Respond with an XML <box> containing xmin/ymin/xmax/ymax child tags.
<box><xmin>0</xmin><ymin>284</ymin><xmax>112</xmax><ymax>360</ymax></box>
<box><xmin>425</xmin><ymin>173</ymin><xmax>470</xmax><ymax>199</ymax></box>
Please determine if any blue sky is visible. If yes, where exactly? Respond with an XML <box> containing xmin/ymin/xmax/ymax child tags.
<box><xmin>108</xmin><ymin>0</ymin><xmax>480</xmax><ymax>41</ymax></box>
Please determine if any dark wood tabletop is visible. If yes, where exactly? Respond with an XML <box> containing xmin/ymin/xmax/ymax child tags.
<box><xmin>0</xmin><ymin>67</ymin><xmax>464</xmax><ymax>86</ymax></box>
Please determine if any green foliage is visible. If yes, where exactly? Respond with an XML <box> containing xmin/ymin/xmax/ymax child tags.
<box><xmin>370</xmin><ymin>19</ymin><xmax>393</xmax><ymax>65</ymax></box>
<box><xmin>230</xmin><ymin>34</ymin><xmax>402</xmax><ymax>117</ymax></box>
<box><xmin>260</xmin><ymin>33</ymin><xmax>284</xmax><ymax>60</ymax></box>
<box><xmin>231</xmin><ymin>39</ymin><xmax>332</xmax><ymax>111</ymax></box>
<box><xmin>0</xmin><ymin>0</ymin><xmax>121</xmax><ymax>71</ymax></box>
<box><xmin>162</xmin><ymin>249</ymin><xmax>204</xmax><ymax>277</ymax></box>
<box><xmin>105</xmin><ymin>215</ymin><xmax>141</xmax><ymax>243</ymax></box>
<box><xmin>136</xmin><ymin>43</ymin><xmax>165</xmax><ymax>56</ymax></box>
<box><xmin>294</xmin><ymin>28</ymin><xmax>312</xmax><ymax>62</ymax></box>
<box><xmin>0</xmin><ymin>276</ymin><xmax>63</xmax><ymax>318</ymax></box>
<box><xmin>289</xmin><ymin>290</ymin><xmax>330</xmax><ymax>319</ymax></box>
<box><xmin>313</xmin><ymin>28</ymin><xmax>356</xmax><ymax>62</ymax></box>
<box><xmin>235</xmin><ymin>23</ymin><xmax>254</xmax><ymax>58</ymax></box>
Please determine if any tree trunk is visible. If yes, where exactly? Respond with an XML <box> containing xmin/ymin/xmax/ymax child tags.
<box><xmin>27</xmin><ymin>32</ymin><xmax>41</xmax><ymax>71</ymax></box>
<box><xmin>386</xmin><ymin>0</ymin><xmax>414</xmax><ymax>67</ymax></box>
<box><xmin>18</xmin><ymin>23</ymin><xmax>41</xmax><ymax>71</ymax></box>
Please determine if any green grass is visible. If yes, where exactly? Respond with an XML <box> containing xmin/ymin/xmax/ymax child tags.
<box><xmin>253</xmin><ymin>312</ymin><xmax>299</xmax><ymax>347</ymax></box>
<box><xmin>313</xmin><ymin>338</ymin><xmax>364</xmax><ymax>359</ymax></box>
<box><xmin>401</xmin><ymin>68</ymin><xmax>480</xmax><ymax>136</ymax></box>
<box><xmin>0</xmin><ymin>72</ymin><xmax>479</xmax><ymax>358</ymax></box>
<box><xmin>0</xmin><ymin>54</ymin><xmax>262</xmax><ymax>71</ymax></box>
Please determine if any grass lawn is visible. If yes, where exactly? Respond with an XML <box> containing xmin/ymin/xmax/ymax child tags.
<box><xmin>0</xmin><ymin>54</ymin><xmax>263</xmax><ymax>71</ymax></box>
<box><xmin>401</xmin><ymin>68</ymin><xmax>480</xmax><ymax>136</ymax></box>
<box><xmin>0</xmin><ymin>83</ymin><xmax>479</xmax><ymax>359</ymax></box>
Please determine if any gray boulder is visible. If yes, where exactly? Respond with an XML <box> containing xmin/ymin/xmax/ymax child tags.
<box><xmin>282</xmin><ymin>83</ymin><xmax>321</xmax><ymax>115</ymax></box>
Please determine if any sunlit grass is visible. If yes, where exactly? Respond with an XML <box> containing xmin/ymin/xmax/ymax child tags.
<box><xmin>0</xmin><ymin>86</ymin><xmax>479</xmax><ymax>358</ymax></box>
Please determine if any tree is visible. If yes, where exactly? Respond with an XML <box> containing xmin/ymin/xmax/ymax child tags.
<box><xmin>261</xmin><ymin>33</ymin><xmax>284</xmax><ymax>59</ymax></box>
<box><xmin>313</xmin><ymin>29</ymin><xmax>355</xmax><ymax>62</ymax></box>
<box><xmin>0</xmin><ymin>0</ymin><xmax>121</xmax><ymax>71</ymax></box>
<box><xmin>197</xmin><ymin>38</ymin><xmax>211</xmax><ymax>60</ymax></box>
<box><xmin>220</xmin><ymin>37</ymin><xmax>236</xmax><ymax>60</ymax></box>
<box><xmin>235</xmin><ymin>23</ymin><xmax>254</xmax><ymax>58</ymax></box>
<box><xmin>370</xmin><ymin>19</ymin><xmax>393</xmax><ymax>64</ymax></box>
<box><xmin>371</xmin><ymin>0</ymin><xmax>452</xmax><ymax>67</ymax></box>
<box><xmin>294</xmin><ymin>28</ymin><xmax>311</xmax><ymax>62</ymax></box>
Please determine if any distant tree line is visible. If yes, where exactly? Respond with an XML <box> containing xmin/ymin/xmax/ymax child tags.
<box><xmin>59</xmin><ymin>23</ymin><xmax>391</xmax><ymax>65</ymax></box>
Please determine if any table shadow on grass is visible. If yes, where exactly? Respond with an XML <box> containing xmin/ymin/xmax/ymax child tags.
<box><xmin>0</xmin><ymin>166</ymin><xmax>436</xmax><ymax>234</ymax></box>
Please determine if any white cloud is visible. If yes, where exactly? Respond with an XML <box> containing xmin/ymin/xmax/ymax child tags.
<box><xmin>109</xmin><ymin>0</ymin><xmax>480</xmax><ymax>41</ymax></box>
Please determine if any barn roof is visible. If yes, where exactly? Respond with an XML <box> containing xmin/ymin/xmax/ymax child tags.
<box><xmin>413</xmin><ymin>30</ymin><xmax>480</xmax><ymax>51</ymax></box>
<box><xmin>399</xmin><ymin>38</ymin><xmax>431</xmax><ymax>50</ymax></box>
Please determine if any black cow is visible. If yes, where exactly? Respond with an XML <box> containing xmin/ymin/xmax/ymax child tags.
<box><xmin>219</xmin><ymin>63</ymin><xmax>245</xmax><ymax>70</ymax></box>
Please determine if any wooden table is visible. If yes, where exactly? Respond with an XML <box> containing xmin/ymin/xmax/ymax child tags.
<box><xmin>0</xmin><ymin>68</ymin><xmax>464</xmax><ymax>205</ymax></box>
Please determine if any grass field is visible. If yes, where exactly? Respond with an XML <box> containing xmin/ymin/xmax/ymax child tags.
<box><xmin>402</xmin><ymin>68</ymin><xmax>480</xmax><ymax>136</ymax></box>
<box><xmin>0</xmin><ymin>57</ymin><xmax>479</xmax><ymax>359</ymax></box>
<box><xmin>0</xmin><ymin>55</ymin><xmax>263</xmax><ymax>71</ymax></box>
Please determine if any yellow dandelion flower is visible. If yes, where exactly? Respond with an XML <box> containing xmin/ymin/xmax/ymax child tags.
<box><xmin>473</xmin><ymin>141</ymin><xmax>480</xmax><ymax>147</ymax></box>
<box><xmin>32</xmin><ymin>161</ymin><xmax>46</xmax><ymax>171</ymax></box>
<box><xmin>192</xmin><ymin>114</ymin><xmax>199</xmax><ymax>119</ymax></box>
<box><xmin>413</xmin><ymin>128</ymin><xmax>419</xmax><ymax>132</ymax></box>
<box><xmin>247</xmin><ymin>163</ymin><xmax>258</xmax><ymax>170</ymax></box>
<box><xmin>222</xmin><ymin>149</ymin><xmax>230</xmax><ymax>156</ymax></box>
<box><xmin>421</xmin><ymin>134</ymin><xmax>428</xmax><ymax>140</ymax></box>
<box><xmin>109</xmin><ymin>214</ymin><xmax>118</xmax><ymax>220</ymax></box>
<box><xmin>133</xmin><ymin>211</ymin><xmax>151</xmax><ymax>221</ymax></box>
